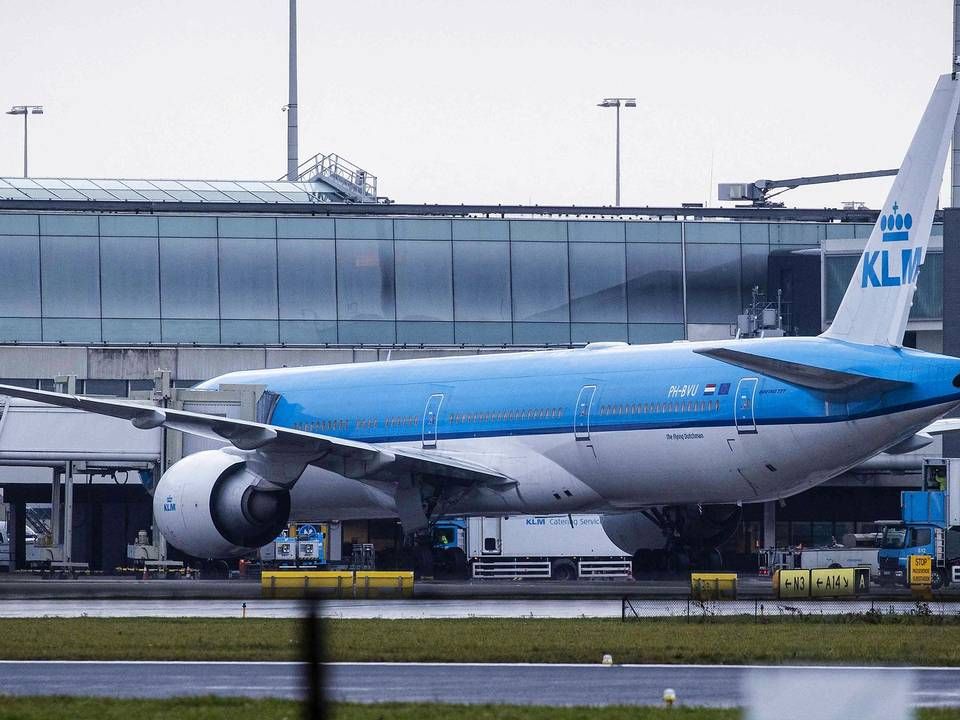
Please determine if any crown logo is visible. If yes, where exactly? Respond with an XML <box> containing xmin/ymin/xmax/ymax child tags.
<box><xmin>880</xmin><ymin>201</ymin><xmax>912</xmax><ymax>242</ymax></box>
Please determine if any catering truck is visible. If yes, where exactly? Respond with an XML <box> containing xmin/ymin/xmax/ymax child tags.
<box><xmin>878</xmin><ymin>458</ymin><xmax>960</xmax><ymax>589</ymax></box>
<box><xmin>432</xmin><ymin>514</ymin><xmax>632</xmax><ymax>580</ymax></box>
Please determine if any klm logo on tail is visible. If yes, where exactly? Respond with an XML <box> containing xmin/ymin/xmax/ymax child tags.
<box><xmin>860</xmin><ymin>202</ymin><xmax>923</xmax><ymax>288</ymax></box>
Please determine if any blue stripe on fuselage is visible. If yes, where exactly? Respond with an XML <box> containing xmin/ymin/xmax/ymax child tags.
<box><xmin>196</xmin><ymin>337</ymin><xmax>960</xmax><ymax>444</ymax></box>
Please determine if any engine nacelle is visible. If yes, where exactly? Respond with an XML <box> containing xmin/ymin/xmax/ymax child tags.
<box><xmin>602</xmin><ymin>504</ymin><xmax>742</xmax><ymax>556</ymax></box>
<box><xmin>600</xmin><ymin>512</ymin><xmax>665</xmax><ymax>555</ymax></box>
<box><xmin>153</xmin><ymin>449</ymin><xmax>291</xmax><ymax>559</ymax></box>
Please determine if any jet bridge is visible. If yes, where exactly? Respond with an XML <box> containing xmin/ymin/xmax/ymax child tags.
<box><xmin>0</xmin><ymin>376</ymin><xmax>162</xmax><ymax>573</ymax></box>
<box><xmin>0</xmin><ymin>374</ymin><xmax>266</xmax><ymax>573</ymax></box>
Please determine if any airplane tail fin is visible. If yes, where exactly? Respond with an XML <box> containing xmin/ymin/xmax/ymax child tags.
<box><xmin>822</xmin><ymin>74</ymin><xmax>960</xmax><ymax>347</ymax></box>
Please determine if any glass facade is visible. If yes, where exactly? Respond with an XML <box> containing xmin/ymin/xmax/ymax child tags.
<box><xmin>0</xmin><ymin>212</ymin><xmax>944</xmax><ymax>345</ymax></box>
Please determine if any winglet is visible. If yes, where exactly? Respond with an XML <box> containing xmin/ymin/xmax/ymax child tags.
<box><xmin>823</xmin><ymin>74</ymin><xmax>960</xmax><ymax>347</ymax></box>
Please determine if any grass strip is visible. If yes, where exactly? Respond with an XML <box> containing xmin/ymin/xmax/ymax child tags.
<box><xmin>1</xmin><ymin>617</ymin><xmax>960</xmax><ymax>665</ymax></box>
<box><xmin>0</xmin><ymin>698</ymin><xmax>958</xmax><ymax>720</ymax></box>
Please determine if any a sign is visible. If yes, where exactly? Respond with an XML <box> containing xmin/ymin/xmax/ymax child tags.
<box><xmin>854</xmin><ymin>567</ymin><xmax>870</xmax><ymax>595</ymax></box>
<box><xmin>908</xmin><ymin>554</ymin><xmax>932</xmax><ymax>586</ymax></box>
<box><xmin>953</xmin><ymin>565</ymin><xmax>960</xmax><ymax>585</ymax></box>
<box><xmin>777</xmin><ymin>569</ymin><xmax>810</xmax><ymax>598</ymax></box>
<box><xmin>810</xmin><ymin>568</ymin><xmax>856</xmax><ymax>597</ymax></box>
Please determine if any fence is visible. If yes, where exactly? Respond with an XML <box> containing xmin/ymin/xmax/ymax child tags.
<box><xmin>621</xmin><ymin>595</ymin><xmax>960</xmax><ymax>622</ymax></box>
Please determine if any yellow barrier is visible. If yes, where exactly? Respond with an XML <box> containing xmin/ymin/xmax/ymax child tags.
<box><xmin>690</xmin><ymin>573</ymin><xmax>737</xmax><ymax>600</ymax></box>
<box><xmin>262</xmin><ymin>570</ymin><xmax>354</xmax><ymax>599</ymax></box>
<box><xmin>261</xmin><ymin>570</ymin><xmax>414</xmax><ymax>599</ymax></box>
<box><xmin>355</xmin><ymin>571</ymin><xmax>415</xmax><ymax>599</ymax></box>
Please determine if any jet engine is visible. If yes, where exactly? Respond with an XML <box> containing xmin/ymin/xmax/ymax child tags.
<box><xmin>602</xmin><ymin>504</ymin><xmax>742</xmax><ymax>572</ymax></box>
<box><xmin>153</xmin><ymin>449</ymin><xmax>291</xmax><ymax>559</ymax></box>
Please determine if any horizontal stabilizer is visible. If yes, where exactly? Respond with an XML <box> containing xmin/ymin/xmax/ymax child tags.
<box><xmin>694</xmin><ymin>347</ymin><xmax>910</xmax><ymax>395</ymax></box>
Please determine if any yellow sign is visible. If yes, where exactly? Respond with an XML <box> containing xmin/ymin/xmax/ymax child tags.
<box><xmin>908</xmin><ymin>554</ymin><xmax>932</xmax><ymax>586</ymax></box>
<box><xmin>777</xmin><ymin>569</ymin><xmax>810</xmax><ymax>598</ymax></box>
<box><xmin>810</xmin><ymin>568</ymin><xmax>857</xmax><ymax>597</ymax></box>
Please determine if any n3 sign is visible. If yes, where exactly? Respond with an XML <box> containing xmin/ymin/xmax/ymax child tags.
<box><xmin>777</xmin><ymin>569</ymin><xmax>810</xmax><ymax>599</ymax></box>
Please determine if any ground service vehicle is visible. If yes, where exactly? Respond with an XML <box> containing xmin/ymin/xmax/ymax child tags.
<box><xmin>433</xmin><ymin>515</ymin><xmax>632</xmax><ymax>580</ymax></box>
<box><xmin>878</xmin><ymin>459</ymin><xmax>960</xmax><ymax>589</ymax></box>
<box><xmin>759</xmin><ymin>544</ymin><xmax>880</xmax><ymax>578</ymax></box>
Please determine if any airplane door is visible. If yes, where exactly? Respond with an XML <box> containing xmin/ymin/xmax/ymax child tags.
<box><xmin>734</xmin><ymin>378</ymin><xmax>759</xmax><ymax>435</ymax></box>
<box><xmin>480</xmin><ymin>517</ymin><xmax>501</xmax><ymax>555</ymax></box>
<box><xmin>574</xmin><ymin>385</ymin><xmax>597</xmax><ymax>441</ymax></box>
<box><xmin>421</xmin><ymin>393</ymin><xmax>444</xmax><ymax>449</ymax></box>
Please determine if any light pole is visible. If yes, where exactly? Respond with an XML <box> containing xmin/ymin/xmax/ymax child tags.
<box><xmin>6</xmin><ymin>105</ymin><xmax>44</xmax><ymax>178</ymax></box>
<box><xmin>597</xmin><ymin>97</ymin><xmax>636</xmax><ymax>206</ymax></box>
<box><xmin>285</xmin><ymin>0</ymin><xmax>299</xmax><ymax>181</ymax></box>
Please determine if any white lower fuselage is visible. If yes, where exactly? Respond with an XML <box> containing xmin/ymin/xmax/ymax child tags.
<box><xmin>287</xmin><ymin>400</ymin><xmax>958</xmax><ymax>522</ymax></box>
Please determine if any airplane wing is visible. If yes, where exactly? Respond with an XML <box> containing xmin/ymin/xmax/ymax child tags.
<box><xmin>0</xmin><ymin>384</ymin><xmax>509</xmax><ymax>488</ymax></box>
<box><xmin>693</xmin><ymin>347</ymin><xmax>910</xmax><ymax>395</ymax></box>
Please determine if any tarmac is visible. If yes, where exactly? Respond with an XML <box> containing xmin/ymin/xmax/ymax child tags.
<box><xmin>2</xmin><ymin>661</ymin><xmax>959</xmax><ymax>707</ymax></box>
<box><xmin>0</xmin><ymin>575</ymin><xmax>690</xmax><ymax>600</ymax></box>
<box><xmin>0</xmin><ymin>573</ymin><xmax>941</xmax><ymax>601</ymax></box>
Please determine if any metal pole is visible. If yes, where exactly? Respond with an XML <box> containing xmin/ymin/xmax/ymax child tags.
<box><xmin>615</xmin><ymin>103</ymin><xmax>621</xmax><ymax>207</ymax></box>
<box><xmin>63</xmin><ymin>461</ymin><xmax>74</xmax><ymax>565</ymax></box>
<box><xmin>50</xmin><ymin>468</ymin><xmax>61</xmax><ymax>547</ymax></box>
<box><xmin>286</xmin><ymin>0</ymin><xmax>299</xmax><ymax>181</ymax></box>
<box><xmin>953</xmin><ymin>0</ymin><xmax>960</xmax><ymax>206</ymax></box>
<box><xmin>22</xmin><ymin>111</ymin><xmax>27</xmax><ymax>178</ymax></box>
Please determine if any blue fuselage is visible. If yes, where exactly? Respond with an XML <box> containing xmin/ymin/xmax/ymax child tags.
<box><xmin>202</xmin><ymin>337</ymin><xmax>960</xmax><ymax>449</ymax></box>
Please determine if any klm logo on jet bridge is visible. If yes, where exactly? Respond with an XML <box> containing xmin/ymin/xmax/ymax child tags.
<box><xmin>162</xmin><ymin>495</ymin><xmax>176</xmax><ymax>512</ymax></box>
<box><xmin>861</xmin><ymin>202</ymin><xmax>923</xmax><ymax>288</ymax></box>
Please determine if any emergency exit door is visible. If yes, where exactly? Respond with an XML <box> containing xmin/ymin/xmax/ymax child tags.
<box><xmin>734</xmin><ymin>377</ymin><xmax>758</xmax><ymax>434</ymax></box>
<box><xmin>421</xmin><ymin>393</ymin><xmax>444</xmax><ymax>449</ymax></box>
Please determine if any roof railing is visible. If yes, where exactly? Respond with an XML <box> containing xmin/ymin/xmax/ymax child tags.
<box><xmin>287</xmin><ymin>152</ymin><xmax>380</xmax><ymax>203</ymax></box>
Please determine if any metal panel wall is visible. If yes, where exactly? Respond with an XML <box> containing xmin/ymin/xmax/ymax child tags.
<box><xmin>943</xmin><ymin>208</ymin><xmax>960</xmax><ymax>459</ymax></box>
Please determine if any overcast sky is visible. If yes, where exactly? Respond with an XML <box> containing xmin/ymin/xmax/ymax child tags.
<box><xmin>0</xmin><ymin>1</ymin><xmax>954</xmax><ymax>208</ymax></box>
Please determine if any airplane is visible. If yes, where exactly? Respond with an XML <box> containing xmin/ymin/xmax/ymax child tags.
<box><xmin>2</xmin><ymin>73</ymin><xmax>960</xmax><ymax>566</ymax></box>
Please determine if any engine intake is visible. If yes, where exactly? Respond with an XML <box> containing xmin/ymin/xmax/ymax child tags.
<box><xmin>154</xmin><ymin>449</ymin><xmax>290</xmax><ymax>559</ymax></box>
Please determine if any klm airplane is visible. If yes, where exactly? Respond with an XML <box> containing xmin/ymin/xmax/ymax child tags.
<box><xmin>4</xmin><ymin>75</ymin><xmax>960</xmax><ymax>562</ymax></box>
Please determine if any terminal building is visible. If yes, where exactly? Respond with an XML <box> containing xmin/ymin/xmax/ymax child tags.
<box><xmin>0</xmin><ymin>168</ymin><xmax>954</xmax><ymax>572</ymax></box>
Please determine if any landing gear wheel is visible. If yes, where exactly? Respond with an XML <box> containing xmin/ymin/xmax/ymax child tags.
<box><xmin>551</xmin><ymin>559</ymin><xmax>578</xmax><ymax>581</ymax></box>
